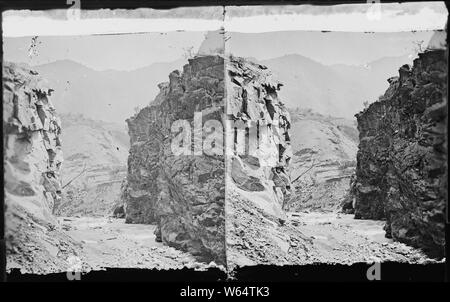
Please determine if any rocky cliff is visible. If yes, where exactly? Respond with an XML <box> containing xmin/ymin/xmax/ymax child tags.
<box><xmin>353</xmin><ymin>49</ymin><xmax>447</xmax><ymax>258</ymax></box>
<box><xmin>225</xmin><ymin>56</ymin><xmax>298</xmax><ymax>267</ymax></box>
<box><xmin>124</xmin><ymin>54</ymin><xmax>295</xmax><ymax>267</ymax></box>
<box><xmin>225</xmin><ymin>56</ymin><xmax>292</xmax><ymax>217</ymax></box>
<box><xmin>3</xmin><ymin>62</ymin><xmax>62</xmax><ymax>221</ymax></box>
<box><xmin>3</xmin><ymin>62</ymin><xmax>82</xmax><ymax>273</ymax></box>
<box><xmin>124</xmin><ymin>55</ymin><xmax>226</xmax><ymax>265</ymax></box>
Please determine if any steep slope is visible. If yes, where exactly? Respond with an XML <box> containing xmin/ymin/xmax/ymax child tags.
<box><xmin>3</xmin><ymin>62</ymin><xmax>84</xmax><ymax>273</ymax></box>
<box><xmin>54</xmin><ymin>114</ymin><xmax>129</xmax><ymax>217</ymax></box>
<box><xmin>124</xmin><ymin>55</ymin><xmax>226</xmax><ymax>265</ymax></box>
<box><xmin>286</xmin><ymin>109</ymin><xmax>358</xmax><ymax>212</ymax></box>
<box><xmin>34</xmin><ymin>59</ymin><xmax>186</xmax><ymax>123</ymax></box>
<box><xmin>226</xmin><ymin>56</ymin><xmax>297</xmax><ymax>267</ymax></box>
<box><xmin>261</xmin><ymin>54</ymin><xmax>414</xmax><ymax>118</ymax></box>
<box><xmin>353</xmin><ymin>49</ymin><xmax>447</xmax><ymax>258</ymax></box>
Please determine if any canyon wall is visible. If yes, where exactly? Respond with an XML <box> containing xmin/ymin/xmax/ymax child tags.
<box><xmin>353</xmin><ymin>49</ymin><xmax>447</xmax><ymax>258</ymax></box>
<box><xmin>3</xmin><ymin>62</ymin><xmax>62</xmax><ymax>225</ymax></box>
<box><xmin>3</xmin><ymin>62</ymin><xmax>81</xmax><ymax>273</ymax></box>
<box><xmin>124</xmin><ymin>54</ymin><xmax>294</xmax><ymax>267</ymax></box>
<box><xmin>225</xmin><ymin>56</ymin><xmax>296</xmax><ymax>267</ymax></box>
<box><xmin>225</xmin><ymin>56</ymin><xmax>292</xmax><ymax>217</ymax></box>
<box><xmin>124</xmin><ymin>55</ymin><xmax>226</xmax><ymax>265</ymax></box>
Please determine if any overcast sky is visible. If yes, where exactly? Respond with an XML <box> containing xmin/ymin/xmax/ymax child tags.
<box><xmin>225</xmin><ymin>2</ymin><xmax>447</xmax><ymax>32</ymax></box>
<box><xmin>2</xmin><ymin>2</ymin><xmax>447</xmax><ymax>37</ymax></box>
<box><xmin>2</xmin><ymin>2</ymin><xmax>447</xmax><ymax>70</ymax></box>
<box><xmin>3</xmin><ymin>32</ymin><xmax>206</xmax><ymax>71</ymax></box>
<box><xmin>4</xmin><ymin>29</ymin><xmax>438</xmax><ymax>70</ymax></box>
<box><xmin>227</xmin><ymin>31</ymin><xmax>436</xmax><ymax>66</ymax></box>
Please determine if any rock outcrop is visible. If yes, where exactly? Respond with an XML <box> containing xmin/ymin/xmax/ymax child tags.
<box><xmin>353</xmin><ymin>49</ymin><xmax>447</xmax><ymax>258</ymax></box>
<box><xmin>3</xmin><ymin>62</ymin><xmax>82</xmax><ymax>273</ymax></box>
<box><xmin>124</xmin><ymin>55</ymin><xmax>226</xmax><ymax>265</ymax></box>
<box><xmin>3</xmin><ymin>62</ymin><xmax>62</xmax><ymax>225</ymax></box>
<box><xmin>225</xmin><ymin>56</ymin><xmax>294</xmax><ymax>266</ymax></box>
<box><xmin>124</xmin><ymin>54</ymin><xmax>294</xmax><ymax>267</ymax></box>
<box><xmin>225</xmin><ymin>56</ymin><xmax>292</xmax><ymax>215</ymax></box>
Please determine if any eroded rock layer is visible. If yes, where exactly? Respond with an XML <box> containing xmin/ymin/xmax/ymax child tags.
<box><xmin>354</xmin><ymin>50</ymin><xmax>447</xmax><ymax>258</ymax></box>
<box><xmin>3</xmin><ymin>63</ymin><xmax>63</xmax><ymax>217</ymax></box>
<box><xmin>286</xmin><ymin>108</ymin><xmax>358</xmax><ymax>213</ymax></box>
<box><xmin>124</xmin><ymin>56</ymin><xmax>226</xmax><ymax>265</ymax></box>
<box><xmin>54</xmin><ymin>113</ymin><xmax>129</xmax><ymax>217</ymax></box>
<box><xmin>225</xmin><ymin>56</ymin><xmax>294</xmax><ymax>266</ymax></box>
<box><xmin>226</xmin><ymin>56</ymin><xmax>292</xmax><ymax>214</ymax></box>
<box><xmin>3</xmin><ymin>62</ymin><xmax>82</xmax><ymax>273</ymax></box>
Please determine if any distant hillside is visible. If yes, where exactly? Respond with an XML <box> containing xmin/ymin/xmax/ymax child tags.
<box><xmin>287</xmin><ymin>108</ymin><xmax>358</xmax><ymax>212</ymax></box>
<box><xmin>55</xmin><ymin>113</ymin><xmax>129</xmax><ymax>216</ymax></box>
<box><xmin>260</xmin><ymin>54</ymin><xmax>413</xmax><ymax>118</ymax></box>
<box><xmin>34</xmin><ymin>59</ymin><xmax>187</xmax><ymax>123</ymax></box>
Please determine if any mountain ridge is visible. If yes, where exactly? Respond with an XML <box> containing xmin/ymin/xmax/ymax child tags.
<box><xmin>259</xmin><ymin>53</ymin><xmax>415</xmax><ymax>118</ymax></box>
<box><xmin>17</xmin><ymin>51</ymin><xmax>418</xmax><ymax>123</ymax></box>
<box><xmin>32</xmin><ymin>58</ymin><xmax>188</xmax><ymax>123</ymax></box>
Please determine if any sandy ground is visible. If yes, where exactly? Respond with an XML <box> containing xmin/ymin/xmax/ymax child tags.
<box><xmin>8</xmin><ymin>210</ymin><xmax>441</xmax><ymax>275</ymax></box>
<box><xmin>284</xmin><ymin>211</ymin><xmax>440</xmax><ymax>264</ymax></box>
<box><xmin>59</xmin><ymin>216</ymin><xmax>217</xmax><ymax>272</ymax></box>
<box><xmin>227</xmin><ymin>192</ymin><xmax>442</xmax><ymax>270</ymax></box>
<box><xmin>288</xmin><ymin>212</ymin><xmax>392</xmax><ymax>244</ymax></box>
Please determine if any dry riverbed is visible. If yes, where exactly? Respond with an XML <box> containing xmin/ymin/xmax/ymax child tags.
<box><xmin>7</xmin><ymin>212</ymin><xmax>440</xmax><ymax>275</ymax></box>
<box><xmin>227</xmin><ymin>196</ymin><xmax>442</xmax><ymax>270</ymax></box>
<box><xmin>286</xmin><ymin>212</ymin><xmax>441</xmax><ymax>264</ymax></box>
<box><xmin>59</xmin><ymin>216</ymin><xmax>218</xmax><ymax>272</ymax></box>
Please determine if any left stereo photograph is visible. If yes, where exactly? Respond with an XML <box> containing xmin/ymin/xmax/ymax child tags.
<box><xmin>2</xmin><ymin>7</ymin><xmax>227</xmax><ymax>275</ymax></box>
